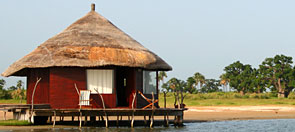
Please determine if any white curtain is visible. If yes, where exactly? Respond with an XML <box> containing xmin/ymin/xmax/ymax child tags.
<box><xmin>87</xmin><ymin>69</ymin><xmax>113</xmax><ymax>94</ymax></box>
<box><xmin>143</xmin><ymin>71</ymin><xmax>157</xmax><ymax>94</ymax></box>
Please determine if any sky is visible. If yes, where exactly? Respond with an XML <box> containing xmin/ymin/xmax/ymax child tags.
<box><xmin>1</xmin><ymin>0</ymin><xmax>295</xmax><ymax>88</ymax></box>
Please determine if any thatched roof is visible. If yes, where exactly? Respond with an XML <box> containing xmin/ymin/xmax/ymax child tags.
<box><xmin>2</xmin><ymin>4</ymin><xmax>172</xmax><ymax>77</ymax></box>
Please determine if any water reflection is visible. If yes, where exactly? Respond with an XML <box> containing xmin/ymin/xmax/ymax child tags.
<box><xmin>3</xmin><ymin>119</ymin><xmax>295</xmax><ymax>132</ymax></box>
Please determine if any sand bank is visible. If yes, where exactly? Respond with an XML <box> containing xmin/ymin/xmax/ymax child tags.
<box><xmin>184</xmin><ymin>106</ymin><xmax>295</xmax><ymax>122</ymax></box>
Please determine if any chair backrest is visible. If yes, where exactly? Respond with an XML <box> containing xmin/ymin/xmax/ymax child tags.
<box><xmin>79</xmin><ymin>90</ymin><xmax>91</xmax><ymax>106</ymax></box>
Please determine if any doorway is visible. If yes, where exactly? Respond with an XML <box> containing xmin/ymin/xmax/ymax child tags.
<box><xmin>116</xmin><ymin>68</ymin><xmax>135</xmax><ymax>107</ymax></box>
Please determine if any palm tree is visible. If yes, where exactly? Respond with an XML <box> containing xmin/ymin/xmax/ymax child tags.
<box><xmin>219</xmin><ymin>74</ymin><xmax>229</xmax><ymax>92</ymax></box>
<box><xmin>13</xmin><ymin>80</ymin><xmax>25</xmax><ymax>103</ymax></box>
<box><xmin>168</xmin><ymin>78</ymin><xmax>179</xmax><ymax>91</ymax></box>
<box><xmin>167</xmin><ymin>78</ymin><xmax>181</xmax><ymax>107</ymax></box>
<box><xmin>186</xmin><ymin>77</ymin><xmax>196</xmax><ymax>94</ymax></box>
<box><xmin>193</xmin><ymin>72</ymin><xmax>205</xmax><ymax>92</ymax></box>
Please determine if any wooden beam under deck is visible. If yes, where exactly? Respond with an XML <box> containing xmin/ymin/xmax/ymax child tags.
<box><xmin>33</xmin><ymin>108</ymin><xmax>187</xmax><ymax>117</ymax></box>
<box><xmin>0</xmin><ymin>104</ymin><xmax>50</xmax><ymax>112</ymax></box>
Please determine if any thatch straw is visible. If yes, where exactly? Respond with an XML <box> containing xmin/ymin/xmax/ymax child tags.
<box><xmin>2</xmin><ymin>7</ymin><xmax>172</xmax><ymax>77</ymax></box>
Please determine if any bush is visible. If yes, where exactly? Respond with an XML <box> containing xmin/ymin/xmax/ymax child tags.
<box><xmin>249</xmin><ymin>93</ymin><xmax>259</xmax><ymax>99</ymax></box>
<box><xmin>243</xmin><ymin>94</ymin><xmax>250</xmax><ymax>99</ymax></box>
<box><xmin>160</xmin><ymin>92</ymin><xmax>279</xmax><ymax>100</ymax></box>
<box><xmin>288</xmin><ymin>92</ymin><xmax>295</xmax><ymax>99</ymax></box>
<box><xmin>0</xmin><ymin>89</ymin><xmax>11</xmax><ymax>99</ymax></box>
<box><xmin>234</xmin><ymin>93</ymin><xmax>242</xmax><ymax>98</ymax></box>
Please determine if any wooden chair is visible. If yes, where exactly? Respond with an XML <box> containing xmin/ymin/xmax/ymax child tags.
<box><xmin>79</xmin><ymin>90</ymin><xmax>93</xmax><ymax>108</ymax></box>
<box><xmin>137</xmin><ymin>90</ymin><xmax>158</xmax><ymax>109</ymax></box>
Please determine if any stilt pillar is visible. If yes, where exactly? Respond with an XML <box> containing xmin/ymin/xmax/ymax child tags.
<box><xmin>90</xmin><ymin>116</ymin><xmax>96</xmax><ymax>123</ymax></box>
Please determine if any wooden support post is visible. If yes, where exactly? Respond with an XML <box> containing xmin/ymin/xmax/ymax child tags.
<box><xmin>150</xmin><ymin>92</ymin><xmax>155</xmax><ymax>128</ymax></box>
<box><xmin>53</xmin><ymin>111</ymin><xmax>56</xmax><ymax>128</ymax></box>
<box><xmin>90</xmin><ymin>116</ymin><xmax>96</xmax><ymax>123</ymax></box>
<box><xmin>131</xmin><ymin>93</ymin><xmax>136</xmax><ymax>128</ymax></box>
<box><xmin>60</xmin><ymin>111</ymin><xmax>64</xmax><ymax>122</ymax></box>
<box><xmin>131</xmin><ymin>112</ymin><xmax>135</xmax><ymax>128</ymax></box>
<box><xmin>30</xmin><ymin>77</ymin><xmax>42</xmax><ymax>123</ymax></box>
<box><xmin>131</xmin><ymin>117</ymin><xmax>134</xmax><ymax>127</ymax></box>
<box><xmin>164</xmin><ymin>113</ymin><xmax>169</xmax><ymax>127</ymax></box>
<box><xmin>94</xmin><ymin>88</ymin><xmax>108</xmax><ymax>128</ymax></box>
<box><xmin>3</xmin><ymin>111</ymin><xmax>6</xmax><ymax>120</ymax></box>
<box><xmin>116</xmin><ymin>115</ymin><xmax>119</xmax><ymax>127</ymax></box>
<box><xmin>164</xmin><ymin>115</ymin><xmax>167</xmax><ymax>127</ymax></box>
<box><xmin>179</xmin><ymin>115</ymin><xmax>183</xmax><ymax>126</ymax></box>
<box><xmin>179</xmin><ymin>111</ymin><xmax>184</xmax><ymax>126</ymax></box>
<box><xmin>150</xmin><ymin>115</ymin><xmax>154</xmax><ymax>128</ymax></box>
<box><xmin>106</xmin><ymin>116</ymin><xmax>109</xmax><ymax>128</ymax></box>
<box><xmin>176</xmin><ymin>114</ymin><xmax>183</xmax><ymax>126</ymax></box>
<box><xmin>166</xmin><ymin>114</ymin><xmax>170</xmax><ymax>127</ymax></box>
<box><xmin>62</xmin><ymin>114</ymin><xmax>64</xmax><ymax>122</ymax></box>
<box><xmin>156</xmin><ymin>71</ymin><xmax>159</xmax><ymax>106</ymax></box>
<box><xmin>60</xmin><ymin>111</ymin><xmax>62</xmax><ymax>122</ymax></box>
<box><xmin>173</xmin><ymin>114</ymin><xmax>184</xmax><ymax>127</ymax></box>
<box><xmin>174</xmin><ymin>116</ymin><xmax>177</xmax><ymax>126</ymax></box>
<box><xmin>84</xmin><ymin>116</ymin><xmax>87</xmax><ymax>125</ymax></box>
<box><xmin>79</xmin><ymin>111</ymin><xmax>82</xmax><ymax>128</ymax></box>
<box><xmin>144</xmin><ymin>116</ymin><xmax>147</xmax><ymax>126</ymax></box>
<box><xmin>75</xmin><ymin>83</ymin><xmax>82</xmax><ymax>128</ymax></box>
<box><xmin>18</xmin><ymin>111</ymin><xmax>21</xmax><ymax>120</ymax></box>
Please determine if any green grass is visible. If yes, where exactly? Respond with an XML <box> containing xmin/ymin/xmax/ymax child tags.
<box><xmin>1</xmin><ymin>93</ymin><xmax>295</xmax><ymax>107</ymax></box>
<box><xmin>0</xmin><ymin>120</ymin><xmax>31</xmax><ymax>126</ymax></box>
<box><xmin>159</xmin><ymin>92</ymin><xmax>295</xmax><ymax>107</ymax></box>
<box><xmin>0</xmin><ymin>99</ymin><xmax>25</xmax><ymax>104</ymax></box>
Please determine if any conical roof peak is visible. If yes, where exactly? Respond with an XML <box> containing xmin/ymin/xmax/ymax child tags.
<box><xmin>44</xmin><ymin>10</ymin><xmax>148</xmax><ymax>51</ymax></box>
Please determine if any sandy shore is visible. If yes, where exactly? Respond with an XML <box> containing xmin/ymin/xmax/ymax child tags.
<box><xmin>1</xmin><ymin>105</ymin><xmax>295</xmax><ymax>129</ymax></box>
<box><xmin>184</xmin><ymin>106</ymin><xmax>295</xmax><ymax>122</ymax></box>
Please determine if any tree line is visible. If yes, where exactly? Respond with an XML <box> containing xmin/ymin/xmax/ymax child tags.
<box><xmin>158</xmin><ymin>71</ymin><xmax>222</xmax><ymax>94</ymax></box>
<box><xmin>159</xmin><ymin>54</ymin><xmax>295</xmax><ymax>98</ymax></box>
<box><xmin>0</xmin><ymin>79</ymin><xmax>26</xmax><ymax>102</ymax></box>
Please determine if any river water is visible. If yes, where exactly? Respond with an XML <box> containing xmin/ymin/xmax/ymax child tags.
<box><xmin>3</xmin><ymin>119</ymin><xmax>295</xmax><ymax>132</ymax></box>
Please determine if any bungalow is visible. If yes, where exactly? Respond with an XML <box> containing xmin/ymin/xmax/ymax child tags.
<box><xmin>1</xmin><ymin>4</ymin><xmax>172</xmax><ymax>109</ymax></box>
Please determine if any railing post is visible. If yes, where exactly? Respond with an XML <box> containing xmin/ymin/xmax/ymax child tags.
<box><xmin>31</xmin><ymin>77</ymin><xmax>42</xmax><ymax>123</ymax></box>
<box><xmin>150</xmin><ymin>92</ymin><xmax>155</xmax><ymax>128</ymax></box>
<box><xmin>131</xmin><ymin>93</ymin><xmax>137</xmax><ymax>128</ymax></box>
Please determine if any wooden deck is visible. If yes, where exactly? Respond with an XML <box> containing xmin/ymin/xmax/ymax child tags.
<box><xmin>0</xmin><ymin>104</ymin><xmax>50</xmax><ymax>111</ymax></box>
<box><xmin>0</xmin><ymin>104</ymin><xmax>187</xmax><ymax>127</ymax></box>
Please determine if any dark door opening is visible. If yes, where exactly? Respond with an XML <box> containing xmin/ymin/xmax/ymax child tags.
<box><xmin>116</xmin><ymin>68</ymin><xmax>135</xmax><ymax>107</ymax></box>
<box><xmin>116</xmin><ymin>68</ymin><xmax>129</xmax><ymax>107</ymax></box>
